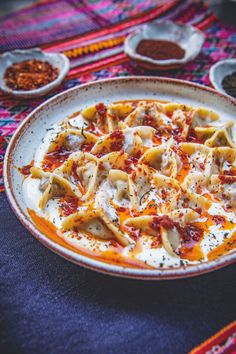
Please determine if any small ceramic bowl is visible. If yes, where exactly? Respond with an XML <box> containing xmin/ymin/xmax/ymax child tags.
<box><xmin>210</xmin><ymin>59</ymin><xmax>236</xmax><ymax>97</ymax></box>
<box><xmin>124</xmin><ymin>20</ymin><xmax>205</xmax><ymax>70</ymax></box>
<box><xmin>0</xmin><ymin>48</ymin><xmax>70</xmax><ymax>99</ymax></box>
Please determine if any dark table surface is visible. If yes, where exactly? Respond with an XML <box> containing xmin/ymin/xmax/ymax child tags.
<box><xmin>0</xmin><ymin>191</ymin><xmax>235</xmax><ymax>354</ymax></box>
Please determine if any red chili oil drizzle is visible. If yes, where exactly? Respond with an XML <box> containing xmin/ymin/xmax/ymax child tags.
<box><xmin>219</xmin><ymin>175</ymin><xmax>236</xmax><ymax>184</ymax></box>
<box><xmin>124</xmin><ymin>225</ymin><xmax>140</xmax><ymax>241</ymax></box>
<box><xmin>71</xmin><ymin>161</ymin><xmax>86</xmax><ymax>195</ymax></box>
<box><xmin>223</xmin><ymin>169</ymin><xmax>236</xmax><ymax>176</ymax></box>
<box><xmin>80</xmin><ymin>141</ymin><xmax>95</xmax><ymax>152</ymax></box>
<box><xmin>59</xmin><ymin>195</ymin><xmax>79</xmax><ymax>216</ymax></box>
<box><xmin>19</xmin><ymin>160</ymin><xmax>34</xmax><ymax>175</ymax></box>
<box><xmin>42</xmin><ymin>145</ymin><xmax>71</xmax><ymax>171</ymax></box>
<box><xmin>212</xmin><ymin>215</ymin><xmax>226</xmax><ymax>226</ymax></box>
<box><xmin>187</xmin><ymin>128</ymin><xmax>203</xmax><ymax>144</ymax></box>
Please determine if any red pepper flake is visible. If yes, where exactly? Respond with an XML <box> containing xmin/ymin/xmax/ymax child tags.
<box><xmin>110</xmin><ymin>239</ymin><xmax>118</xmax><ymax>248</ymax></box>
<box><xmin>109</xmin><ymin>130</ymin><xmax>124</xmax><ymax>151</ymax></box>
<box><xmin>96</xmin><ymin>152</ymin><xmax>105</xmax><ymax>158</ymax></box>
<box><xmin>143</xmin><ymin>113</ymin><xmax>156</xmax><ymax>128</ymax></box>
<box><xmin>187</xmin><ymin>128</ymin><xmax>202</xmax><ymax>143</ymax></box>
<box><xmin>161</xmin><ymin>189</ymin><xmax>168</xmax><ymax>199</ymax></box>
<box><xmin>219</xmin><ymin>175</ymin><xmax>236</xmax><ymax>184</ymax></box>
<box><xmin>125</xmin><ymin>226</ymin><xmax>140</xmax><ymax>240</ymax></box>
<box><xmin>223</xmin><ymin>169</ymin><xmax>236</xmax><ymax>176</ymax></box>
<box><xmin>185</xmin><ymin>114</ymin><xmax>192</xmax><ymax>125</ymax></box>
<box><xmin>59</xmin><ymin>195</ymin><xmax>79</xmax><ymax>216</ymax></box>
<box><xmin>96</xmin><ymin>103</ymin><xmax>107</xmax><ymax>124</ymax></box>
<box><xmin>173</xmin><ymin>134</ymin><xmax>185</xmax><ymax>144</ymax></box>
<box><xmin>175</xmin><ymin>223</ymin><xmax>204</xmax><ymax>243</ymax></box>
<box><xmin>71</xmin><ymin>161</ymin><xmax>79</xmax><ymax>180</ymax></box>
<box><xmin>116</xmin><ymin>207</ymin><xmax>126</xmax><ymax>212</ymax></box>
<box><xmin>155</xmin><ymin>129</ymin><xmax>162</xmax><ymax>139</ymax></box>
<box><xmin>194</xmin><ymin>207</ymin><xmax>202</xmax><ymax>214</ymax></box>
<box><xmin>151</xmin><ymin>239</ymin><xmax>160</xmax><ymax>249</ymax></box>
<box><xmin>96</xmin><ymin>103</ymin><xmax>107</xmax><ymax>116</ymax></box>
<box><xmin>81</xmin><ymin>142</ymin><xmax>94</xmax><ymax>152</ymax></box>
<box><xmin>199</xmin><ymin>162</ymin><xmax>205</xmax><ymax>170</ymax></box>
<box><xmin>4</xmin><ymin>59</ymin><xmax>59</xmax><ymax>91</ymax></box>
<box><xmin>212</xmin><ymin>215</ymin><xmax>225</xmax><ymax>225</ymax></box>
<box><xmin>150</xmin><ymin>215</ymin><xmax>175</xmax><ymax>231</ymax></box>
<box><xmin>130</xmin><ymin>171</ymin><xmax>136</xmax><ymax>181</ymax></box>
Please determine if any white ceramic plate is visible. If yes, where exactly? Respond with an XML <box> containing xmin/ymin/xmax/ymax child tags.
<box><xmin>4</xmin><ymin>77</ymin><xmax>236</xmax><ymax>280</ymax></box>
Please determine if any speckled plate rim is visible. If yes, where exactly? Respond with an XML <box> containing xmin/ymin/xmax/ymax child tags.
<box><xmin>4</xmin><ymin>76</ymin><xmax>236</xmax><ymax>280</ymax></box>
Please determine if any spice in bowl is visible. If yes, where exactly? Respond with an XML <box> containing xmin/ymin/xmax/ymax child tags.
<box><xmin>136</xmin><ymin>39</ymin><xmax>185</xmax><ymax>61</ymax></box>
<box><xmin>222</xmin><ymin>71</ymin><xmax>236</xmax><ymax>98</ymax></box>
<box><xmin>4</xmin><ymin>59</ymin><xmax>59</xmax><ymax>91</ymax></box>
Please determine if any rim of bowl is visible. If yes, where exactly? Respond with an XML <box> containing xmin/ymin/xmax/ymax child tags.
<box><xmin>3</xmin><ymin>76</ymin><xmax>236</xmax><ymax>280</ymax></box>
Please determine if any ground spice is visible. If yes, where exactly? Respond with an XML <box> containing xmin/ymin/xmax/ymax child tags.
<box><xmin>222</xmin><ymin>71</ymin><xmax>236</xmax><ymax>98</ymax></box>
<box><xmin>136</xmin><ymin>39</ymin><xmax>185</xmax><ymax>61</ymax></box>
<box><xmin>4</xmin><ymin>59</ymin><xmax>59</xmax><ymax>91</ymax></box>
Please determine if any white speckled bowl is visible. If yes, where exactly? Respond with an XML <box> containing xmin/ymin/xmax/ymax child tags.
<box><xmin>124</xmin><ymin>21</ymin><xmax>205</xmax><ymax>70</ymax></box>
<box><xmin>4</xmin><ymin>77</ymin><xmax>236</xmax><ymax>280</ymax></box>
<box><xmin>210</xmin><ymin>59</ymin><xmax>236</xmax><ymax>96</ymax></box>
<box><xmin>0</xmin><ymin>48</ymin><xmax>70</xmax><ymax>98</ymax></box>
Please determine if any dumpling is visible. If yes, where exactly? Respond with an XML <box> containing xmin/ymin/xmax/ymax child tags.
<box><xmin>30</xmin><ymin>167</ymin><xmax>81</xmax><ymax>209</ymax></box>
<box><xmin>46</xmin><ymin>128</ymin><xmax>98</xmax><ymax>155</ymax></box>
<box><xmin>164</xmin><ymin>103</ymin><xmax>193</xmax><ymax>138</ymax></box>
<box><xmin>139</xmin><ymin>146</ymin><xmax>179</xmax><ymax>178</ymax></box>
<box><xmin>212</xmin><ymin>147</ymin><xmax>236</xmax><ymax>175</ymax></box>
<box><xmin>107</xmin><ymin>169</ymin><xmax>131</xmax><ymax>206</ymax></box>
<box><xmin>209</xmin><ymin>175</ymin><xmax>236</xmax><ymax>208</ymax></box>
<box><xmin>124</xmin><ymin>102</ymin><xmax>169</xmax><ymax>129</ymax></box>
<box><xmin>62</xmin><ymin>209</ymin><xmax>114</xmax><ymax>240</ymax></box>
<box><xmin>124</xmin><ymin>209</ymin><xmax>200</xmax><ymax>257</ymax></box>
<box><xmin>95</xmin><ymin>182</ymin><xmax>133</xmax><ymax>246</ymax></box>
<box><xmin>191</xmin><ymin>107</ymin><xmax>219</xmax><ymax>128</ymax></box>
<box><xmin>180</xmin><ymin>143</ymin><xmax>213</xmax><ymax>176</ymax></box>
<box><xmin>128</xmin><ymin>165</ymin><xmax>159</xmax><ymax>211</ymax></box>
<box><xmin>153</xmin><ymin>173</ymin><xmax>181</xmax><ymax>212</ymax></box>
<box><xmin>204</xmin><ymin>121</ymin><xmax>236</xmax><ymax>148</ymax></box>
<box><xmin>107</xmin><ymin>102</ymin><xmax>134</xmax><ymax>132</ymax></box>
<box><xmin>54</xmin><ymin>152</ymin><xmax>98</xmax><ymax>201</ymax></box>
<box><xmin>91</xmin><ymin>127</ymin><xmax>155</xmax><ymax>156</ymax></box>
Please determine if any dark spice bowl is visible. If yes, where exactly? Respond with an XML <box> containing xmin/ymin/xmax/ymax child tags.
<box><xmin>210</xmin><ymin>59</ymin><xmax>236</xmax><ymax>98</ymax></box>
<box><xmin>124</xmin><ymin>21</ymin><xmax>205</xmax><ymax>70</ymax></box>
<box><xmin>0</xmin><ymin>48</ymin><xmax>70</xmax><ymax>99</ymax></box>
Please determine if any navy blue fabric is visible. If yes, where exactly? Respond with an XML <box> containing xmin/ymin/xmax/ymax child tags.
<box><xmin>0</xmin><ymin>192</ymin><xmax>235</xmax><ymax>354</ymax></box>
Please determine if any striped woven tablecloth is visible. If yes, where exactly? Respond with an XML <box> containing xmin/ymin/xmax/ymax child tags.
<box><xmin>0</xmin><ymin>2</ymin><xmax>236</xmax><ymax>353</ymax></box>
<box><xmin>0</xmin><ymin>0</ymin><xmax>236</xmax><ymax>191</ymax></box>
